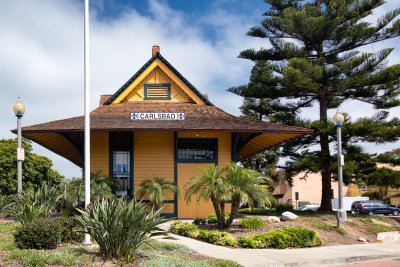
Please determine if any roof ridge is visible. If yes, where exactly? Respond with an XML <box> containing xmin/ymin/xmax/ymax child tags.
<box><xmin>103</xmin><ymin>52</ymin><xmax>213</xmax><ymax>106</ymax></box>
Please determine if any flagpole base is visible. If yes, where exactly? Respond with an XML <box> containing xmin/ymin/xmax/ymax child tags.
<box><xmin>83</xmin><ymin>233</ymin><xmax>91</xmax><ymax>246</ymax></box>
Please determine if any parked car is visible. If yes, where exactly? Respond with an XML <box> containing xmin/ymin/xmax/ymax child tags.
<box><xmin>351</xmin><ymin>201</ymin><xmax>400</xmax><ymax>216</ymax></box>
<box><xmin>297</xmin><ymin>204</ymin><xmax>320</xmax><ymax>211</ymax></box>
<box><xmin>350</xmin><ymin>200</ymin><xmax>382</xmax><ymax>213</ymax></box>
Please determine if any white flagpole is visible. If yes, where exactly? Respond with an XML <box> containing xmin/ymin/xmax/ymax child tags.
<box><xmin>84</xmin><ymin>0</ymin><xmax>91</xmax><ymax>245</ymax></box>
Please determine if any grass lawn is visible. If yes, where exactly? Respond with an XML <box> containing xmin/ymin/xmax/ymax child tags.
<box><xmin>0</xmin><ymin>222</ymin><xmax>242</xmax><ymax>267</ymax></box>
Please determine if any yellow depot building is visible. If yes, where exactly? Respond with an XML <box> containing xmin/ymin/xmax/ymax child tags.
<box><xmin>16</xmin><ymin>46</ymin><xmax>311</xmax><ymax>218</ymax></box>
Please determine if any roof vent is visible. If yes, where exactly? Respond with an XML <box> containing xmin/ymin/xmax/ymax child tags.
<box><xmin>152</xmin><ymin>45</ymin><xmax>160</xmax><ymax>57</ymax></box>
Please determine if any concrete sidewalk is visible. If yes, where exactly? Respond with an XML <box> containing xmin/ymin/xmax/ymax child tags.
<box><xmin>154</xmin><ymin>222</ymin><xmax>400</xmax><ymax>267</ymax></box>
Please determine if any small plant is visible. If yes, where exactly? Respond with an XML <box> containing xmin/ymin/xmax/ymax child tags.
<box><xmin>302</xmin><ymin>218</ymin><xmax>346</xmax><ymax>235</ymax></box>
<box><xmin>240</xmin><ymin>216</ymin><xmax>266</xmax><ymax>231</ymax></box>
<box><xmin>192</xmin><ymin>218</ymin><xmax>207</xmax><ymax>225</ymax></box>
<box><xmin>13</xmin><ymin>217</ymin><xmax>61</xmax><ymax>249</ymax></box>
<box><xmin>335</xmin><ymin>227</ymin><xmax>347</xmax><ymax>235</ymax></box>
<box><xmin>346</xmin><ymin>221</ymin><xmax>358</xmax><ymax>227</ymax></box>
<box><xmin>366</xmin><ymin>224</ymin><xmax>394</xmax><ymax>234</ymax></box>
<box><xmin>76</xmin><ymin>196</ymin><xmax>168</xmax><ymax>258</ymax></box>
<box><xmin>207</xmin><ymin>213</ymin><xmax>230</xmax><ymax>224</ymax></box>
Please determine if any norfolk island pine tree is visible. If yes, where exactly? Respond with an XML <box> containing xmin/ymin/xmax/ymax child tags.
<box><xmin>229</xmin><ymin>0</ymin><xmax>400</xmax><ymax>210</ymax></box>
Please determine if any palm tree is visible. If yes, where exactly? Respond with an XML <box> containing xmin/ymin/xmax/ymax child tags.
<box><xmin>224</xmin><ymin>163</ymin><xmax>271</xmax><ymax>227</ymax></box>
<box><xmin>184</xmin><ymin>163</ymin><xmax>271</xmax><ymax>228</ymax></box>
<box><xmin>184</xmin><ymin>165</ymin><xmax>229</xmax><ymax>228</ymax></box>
<box><xmin>66</xmin><ymin>171</ymin><xmax>116</xmax><ymax>206</ymax></box>
<box><xmin>135</xmin><ymin>174</ymin><xmax>180</xmax><ymax>211</ymax></box>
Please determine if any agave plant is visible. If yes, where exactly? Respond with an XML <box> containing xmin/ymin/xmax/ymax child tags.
<box><xmin>75</xmin><ymin>196</ymin><xmax>168</xmax><ymax>258</ymax></box>
<box><xmin>3</xmin><ymin>182</ymin><xmax>63</xmax><ymax>226</ymax></box>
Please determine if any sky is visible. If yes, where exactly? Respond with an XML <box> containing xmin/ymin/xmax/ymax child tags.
<box><xmin>0</xmin><ymin>0</ymin><xmax>399</xmax><ymax>179</ymax></box>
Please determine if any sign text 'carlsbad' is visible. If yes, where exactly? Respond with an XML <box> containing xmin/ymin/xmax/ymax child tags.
<box><xmin>131</xmin><ymin>112</ymin><xmax>185</xmax><ymax>120</ymax></box>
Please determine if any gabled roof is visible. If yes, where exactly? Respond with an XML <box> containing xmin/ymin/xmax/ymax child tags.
<box><xmin>18</xmin><ymin>102</ymin><xmax>311</xmax><ymax>134</ymax></box>
<box><xmin>103</xmin><ymin>52</ymin><xmax>213</xmax><ymax>106</ymax></box>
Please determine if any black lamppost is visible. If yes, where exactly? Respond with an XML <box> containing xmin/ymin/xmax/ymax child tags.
<box><xmin>333</xmin><ymin>110</ymin><xmax>346</xmax><ymax>227</ymax></box>
<box><xmin>13</xmin><ymin>97</ymin><xmax>25</xmax><ymax>197</ymax></box>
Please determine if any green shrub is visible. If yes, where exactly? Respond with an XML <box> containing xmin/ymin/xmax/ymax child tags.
<box><xmin>14</xmin><ymin>217</ymin><xmax>61</xmax><ymax>249</ymax></box>
<box><xmin>205</xmin><ymin>231</ymin><xmax>237</xmax><ymax>246</ymax></box>
<box><xmin>192</xmin><ymin>218</ymin><xmax>207</xmax><ymax>225</ymax></box>
<box><xmin>276</xmin><ymin>204</ymin><xmax>294</xmax><ymax>213</ymax></box>
<box><xmin>237</xmin><ymin>236</ymin><xmax>257</xmax><ymax>248</ymax></box>
<box><xmin>237</xmin><ymin>227</ymin><xmax>323</xmax><ymax>249</ymax></box>
<box><xmin>55</xmin><ymin>217</ymin><xmax>83</xmax><ymax>243</ymax></box>
<box><xmin>171</xmin><ymin>221</ymin><xmax>237</xmax><ymax>246</ymax></box>
<box><xmin>76</xmin><ymin>197</ymin><xmax>168</xmax><ymax>258</ymax></box>
<box><xmin>198</xmin><ymin>229</ymin><xmax>209</xmax><ymax>240</ymax></box>
<box><xmin>207</xmin><ymin>213</ymin><xmax>230</xmax><ymax>224</ymax></box>
<box><xmin>240</xmin><ymin>216</ymin><xmax>265</xmax><ymax>231</ymax></box>
<box><xmin>239</xmin><ymin>208</ymin><xmax>278</xmax><ymax>215</ymax></box>
<box><xmin>170</xmin><ymin>221</ymin><xmax>199</xmax><ymax>237</ymax></box>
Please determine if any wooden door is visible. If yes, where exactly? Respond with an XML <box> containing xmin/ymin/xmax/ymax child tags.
<box><xmin>177</xmin><ymin>163</ymin><xmax>214</xmax><ymax>218</ymax></box>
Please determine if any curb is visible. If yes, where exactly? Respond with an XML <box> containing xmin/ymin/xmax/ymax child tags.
<box><xmin>284</xmin><ymin>253</ymin><xmax>400</xmax><ymax>267</ymax></box>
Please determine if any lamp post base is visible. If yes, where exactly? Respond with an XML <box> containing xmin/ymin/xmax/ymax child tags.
<box><xmin>337</xmin><ymin>209</ymin><xmax>347</xmax><ymax>227</ymax></box>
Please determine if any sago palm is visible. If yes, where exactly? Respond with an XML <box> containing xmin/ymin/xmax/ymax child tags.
<box><xmin>135</xmin><ymin>174</ymin><xmax>180</xmax><ymax>211</ymax></box>
<box><xmin>184</xmin><ymin>165</ymin><xmax>229</xmax><ymax>228</ymax></box>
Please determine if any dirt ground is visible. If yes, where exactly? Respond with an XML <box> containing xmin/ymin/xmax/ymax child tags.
<box><xmin>197</xmin><ymin>214</ymin><xmax>400</xmax><ymax>247</ymax></box>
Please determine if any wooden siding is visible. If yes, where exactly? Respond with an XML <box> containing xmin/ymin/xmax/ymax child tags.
<box><xmin>127</xmin><ymin>67</ymin><xmax>192</xmax><ymax>103</ymax></box>
<box><xmin>178</xmin><ymin>132</ymin><xmax>232</xmax><ymax>166</ymax></box>
<box><xmin>111</xmin><ymin>58</ymin><xmax>206</xmax><ymax>105</ymax></box>
<box><xmin>133</xmin><ymin>132</ymin><xmax>175</xmax><ymax>200</ymax></box>
<box><xmin>90</xmin><ymin>132</ymin><xmax>109</xmax><ymax>176</ymax></box>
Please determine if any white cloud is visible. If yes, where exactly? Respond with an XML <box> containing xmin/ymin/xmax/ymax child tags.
<box><xmin>1</xmin><ymin>0</ymin><xmax>399</xmax><ymax>179</ymax></box>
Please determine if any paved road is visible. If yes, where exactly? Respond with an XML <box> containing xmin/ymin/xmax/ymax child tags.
<box><xmin>333</xmin><ymin>260</ymin><xmax>400</xmax><ymax>267</ymax></box>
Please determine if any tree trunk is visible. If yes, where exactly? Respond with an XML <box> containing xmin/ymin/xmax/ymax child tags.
<box><xmin>225</xmin><ymin>196</ymin><xmax>241</xmax><ymax>228</ymax></box>
<box><xmin>319</xmin><ymin>91</ymin><xmax>333</xmax><ymax>211</ymax></box>
<box><xmin>219</xmin><ymin>201</ymin><xmax>226</xmax><ymax>229</ymax></box>
<box><xmin>154</xmin><ymin>203</ymin><xmax>160</xmax><ymax>212</ymax></box>
<box><xmin>210</xmin><ymin>194</ymin><xmax>224</xmax><ymax>228</ymax></box>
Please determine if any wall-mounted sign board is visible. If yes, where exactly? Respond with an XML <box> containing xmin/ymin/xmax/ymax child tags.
<box><xmin>131</xmin><ymin>112</ymin><xmax>185</xmax><ymax>120</ymax></box>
